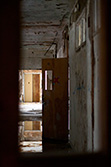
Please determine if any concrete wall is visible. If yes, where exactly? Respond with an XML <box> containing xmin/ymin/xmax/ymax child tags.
<box><xmin>57</xmin><ymin>25</ymin><xmax>69</xmax><ymax>58</ymax></box>
<box><xmin>69</xmin><ymin>0</ymin><xmax>108</xmax><ymax>153</ymax></box>
<box><xmin>93</xmin><ymin>33</ymin><xmax>101</xmax><ymax>151</ymax></box>
<box><xmin>91</xmin><ymin>0</ymin><xmax>108</xmax><ymax>152</ymax></box>
<box><xmin>19</xmin><ymin>0</ymin><xmax>108</xmax><ymax>153</ymax></box>
<box><xmin>20</xmin><ymin>40</ymin><xmax>66</xmax><ymax>69</ymax></box>
<box><xmin>86</xmin><ymin>0</ymin><xmax>93</xmax><ymax>153</ymax></box>
<box><xmin>19</xmin><ymin>48</ymin><xmax>54</xmax><ymax>70</ymax></box>
<box><xmin>69</xmin><ymin>22</ymin><xmax>88</xmax><ymax>152</ymax></box>
<box><xmin>69</xmin><ymin>0</ymin><xmax>92</xmax><ymax>153</ymax></box>
<box><xmin>57</xmin><ymin>39</ymin><xmax>68</xmax><ymax>58</ymax></box>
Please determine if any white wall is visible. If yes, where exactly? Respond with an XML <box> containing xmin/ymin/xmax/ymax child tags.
<box><xmin>69</xmin><ymin>1</ymin><xmax>92</xmax><ymax>153</ymax></box>
<box><xmin>69</xmin><ymin>0</ymin><xmax>108</xmax><ymax>153</ymax></box>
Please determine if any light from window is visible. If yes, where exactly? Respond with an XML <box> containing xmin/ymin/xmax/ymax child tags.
<box><xmin>75</xmin><ymin>12</ymin><xmax>86</xmax><ymax>49</ymax></box>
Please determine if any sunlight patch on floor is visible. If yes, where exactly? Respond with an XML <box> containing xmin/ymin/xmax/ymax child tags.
<box><xmin>19</xmin><ymin>141</ymin><xmax>42</xmax><ymax>153</ymax></box>
<box><xmin>19</xmin><ymin>102</ymin><xmax>42</xmax><ymax>112</ymax></box>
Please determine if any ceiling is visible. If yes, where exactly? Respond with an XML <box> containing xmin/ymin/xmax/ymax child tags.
<box><xmin>20</xmin><ymin>0</ymin><xmax>76</xmax><ymax>57</ymax></box>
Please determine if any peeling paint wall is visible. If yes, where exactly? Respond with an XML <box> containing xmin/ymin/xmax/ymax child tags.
<box><xmin>18</xmin><ymin>0</ymin><xmax>108</xmax><ymax>153</ymax></box>
<box><xmin>69</xmin><ymin>0</ymin><xmax>92</xmax><ymax>153</ymax></box>
<box><xmin>57</xmin><ymin>27</ymin><xmax>69</xmax><ymax>58</ymax></box>
<box><xmin>69</xmin><ymin>0</ymin><xmax>107</xmax><ymax>153</ymax></box>
<box><xmin>69</xmin><ymin>23</ymin><xmax>88</xmax><ymax>152</ymax></box>
<box><xmin>19</xmin><ymin>48</ymin><xmax>54</xmax><ymax>69</ymax></box>
<box><xmin>20</xmin><ymin>0</ymin><xmax>76</xmax><ymax>69</ymax></box>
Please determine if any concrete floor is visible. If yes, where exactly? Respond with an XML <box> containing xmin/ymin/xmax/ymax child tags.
<box><xmin>19</xmin><ymin>102</ymin><xmax>42</xmax><ymax>121</ymax></box>
<box><xmin>19</xmin><ymin>102</ymin><xmax>43</xmax><ymax>152</ymax></box>
<box><xmin>19</xmin><ymin>141</ymin><xmax>42</xmax><ymax>153</ymax></box>
<box><xmin>19</xmin><ymin>102</ymin><xmax>42</xmax><ymax>113</ymax></box>
<box><xmin>19</xmin><ymin>102</ymin><xmax>72</xmax><ymax>154</ymax></box>
<box><xmin>19</xmin><ymin>140</ymin><xmax>73</xmax><ymax>154</ymax></box>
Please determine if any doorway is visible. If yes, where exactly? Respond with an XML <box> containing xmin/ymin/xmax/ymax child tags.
<box><xmin>18</xmin><ymin>59</ymin><xmax>71</xmax><ymax>153</ymax></box>
<box><xmin>18</xmin><ymin>70</ymin><xmax>43</xmax><ymax>152</ymax></box>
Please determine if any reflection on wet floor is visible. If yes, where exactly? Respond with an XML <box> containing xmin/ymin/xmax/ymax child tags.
<box><xmin>18</xmin><ymin>102</ymin><xmax>43</xmax><ymax>153</ymax></box>
<box><xmin>18</xmin><ymin>102</ymin><xmax>72</xmax><ymax>154</ymax></box>
<box><xmin>19</xmin><ymin>141</ymin><xmax>42</xmax><ymax>153</ymax></box>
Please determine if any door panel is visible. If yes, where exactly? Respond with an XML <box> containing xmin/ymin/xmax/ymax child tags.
<box><xmin>42</xmin><ymin>58</ymin><xmax>68</xmax><ymax>141</ymax></box>
<box><xmin>24</xmin><ymin>74</ymin><xmax>32</xmax><ymax>102</ymax></box>
<box><xmin>33</xmin><ymin>74</ymin><xmax>40</xmax><ymax>102</ymax></box>
<box><xmin>42</xmin><ymin>59</ymin><xmax>54</xmax><ymax>139</ymax></box>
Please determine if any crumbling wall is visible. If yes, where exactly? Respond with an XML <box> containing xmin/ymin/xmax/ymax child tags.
<box><xmin>69</xmin><ymin>0</ymin><xmax>107</xmax><ymax>153</ymax></box>
<box><xmin>69</xmin><ymin>23</ymin><xmax>88</xmax><ymax>152</ymax></box>
<box><xmin>69</xmin><ymin>0</ymin><xmax>92</xmax><ymax>153</ymax></box>
<box><xmin>19</xmin><ymin>48</ymin><xmax>54</xmax><ymax>70</ymax></box>
<box><xmin>57</xmin><ymin>24</ymin><xmax>69</xmax><ymax>58</ymax></box>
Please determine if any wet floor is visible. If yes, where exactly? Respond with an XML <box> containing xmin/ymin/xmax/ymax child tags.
<box><xmin>19</xmin><ymin>140</ymin><xmax>73</xmax><ymax>154</ymax></box>
<box><xmin>19</xmin><ymin>102</ymin><xmax>72</xmax><ymax>154</ymax></box>
<box><xmin>19</xmin><ymin>141</ymin><xmax>42</xmax><ymax>153</ymax></box>
<box><xmin>19</xmin><ymin>102</ymin><xmax>42</xmax><ymax>113</ymax></box>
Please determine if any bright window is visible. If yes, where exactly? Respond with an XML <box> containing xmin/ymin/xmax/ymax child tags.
<box><xmin>76</xmin><ymin>10</ymin><xmax>86</xmax><ymax>49</ymax></box>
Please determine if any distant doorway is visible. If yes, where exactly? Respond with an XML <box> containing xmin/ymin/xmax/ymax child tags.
<box><xmin>19</xmin><ymin>70</ymin><xmax>42</xmax><ymax>102</ymax></box>
<box><xmin>18</xmin><ymin>70</ymin><xmax>42</xmax><ymax>153</ymax></box>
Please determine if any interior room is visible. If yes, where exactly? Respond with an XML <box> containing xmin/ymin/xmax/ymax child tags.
<box><xmin>18</xmin><ymin>0</ymin><xmax>108</xmax><ymax>154</ymax></box>
<box><xmin>0</xmin><ymin>0</ymin><xmax>111</xmax><ymax>167</ymax></box>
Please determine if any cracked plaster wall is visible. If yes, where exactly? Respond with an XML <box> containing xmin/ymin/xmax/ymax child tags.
<box><xmin>69</xmin><ymin>0</ymin><xmax>92</xmax><ymax>153</ymax></box>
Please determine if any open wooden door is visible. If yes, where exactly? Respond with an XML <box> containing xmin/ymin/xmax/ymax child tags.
<box><xmin>42</xmin><ymin>58</ymin><xmax>68</xmax><ymax>141</ymax></box>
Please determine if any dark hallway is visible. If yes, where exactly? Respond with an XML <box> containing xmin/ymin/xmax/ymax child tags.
<box><xmin>0</xmin><ymin>0</ymin><xmax>111</xmax><ymax>167</ymax></box>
